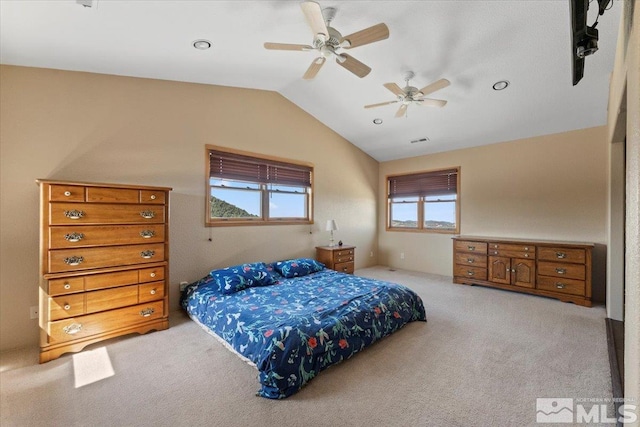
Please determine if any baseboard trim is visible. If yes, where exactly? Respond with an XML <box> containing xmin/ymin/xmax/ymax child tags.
<box><xmin>605</xmin><ymin>317</ymin><xmax>624</xmax><ymax>426</ymax></box>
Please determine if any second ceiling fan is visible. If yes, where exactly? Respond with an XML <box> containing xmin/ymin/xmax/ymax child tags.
<box><xmin>264</xmin><ymin>1</ymin><xmax>389</xmax><ymax>79</ymax></box>
<box><xmin>365</xmin><ymin>72</ymin><xmax>451</xmax><ymax>118</ymax></box>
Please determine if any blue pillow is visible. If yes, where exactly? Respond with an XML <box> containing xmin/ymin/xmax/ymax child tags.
<box><xmin>274</xmin><ymin>258</ymin><xmax>325</xmax><ymax>278</ymax></box>
<box><xmin>211</xmin><ymin>262</ymin><xmax>277</xmax><ymax>294</ymax></box>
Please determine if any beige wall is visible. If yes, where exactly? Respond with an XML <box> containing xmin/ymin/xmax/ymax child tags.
<box><xmin>378</xmin><ymin>127</ymin><xmax>609</xmax><ymax>299</ymax></box>
<box><xmin>0</xmin><ymin>65</ymin><xmax>379</xmax><ymax>351</ymax></box>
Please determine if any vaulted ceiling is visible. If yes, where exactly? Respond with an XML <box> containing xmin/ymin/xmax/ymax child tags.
<box><xmin>0</xmin><ymin>1</ymin><xmax>621</xmax><ymax>161</ymax></box>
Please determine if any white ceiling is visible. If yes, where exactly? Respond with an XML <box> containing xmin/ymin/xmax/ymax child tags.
<box><xmin>0</xmin><ymin>0</ymin><xmax>621</xmax><ymax>162</ymax></box>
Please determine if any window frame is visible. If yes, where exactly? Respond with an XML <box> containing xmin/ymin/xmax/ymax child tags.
<box><xmin>205</xmin><ymin>145</ymin><xmax>314</xmax><ymax>227</ymax></box>
<box><xmin>386</xmin><ymin>167</ymin><xmax>460</xmax><ymax>234</ymax></box>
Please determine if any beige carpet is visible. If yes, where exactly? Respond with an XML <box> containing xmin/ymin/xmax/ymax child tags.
<box><xmin>1</xmin><ymin>267</ymin><xmax>611</xmax><ymax>427</ymax></box>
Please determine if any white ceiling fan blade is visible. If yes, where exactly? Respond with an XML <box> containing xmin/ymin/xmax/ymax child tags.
<box><xmin>301</xmin><ymin>1</ymin><xmax>329</xmax><ymax>41</ymax></box>
<box><xmin>341</xmin><ymin>23</ymin><xmax>389</xmax><ymax>49</ymax></box>
<box><xmin>364</xmin><ymin>100</ymin><xmax>399</xmax><ymax>109</ymax></box>
<box><xmin>415</xmin><ymin>98</ymin><xmax>448</xmax><ymax>108</ymax></box>
<box><xmin>336</xmin><ymin>53</ymin><xmax>371</xmax><ymax>78</ymax></box>
<box><xmin>264</xmin><ymin>42</ymin><xmax>313</xmax><ymax>51</ymax></box>
<box><xmin>303</xmin><ymin>57</ymin><xmax>326</xmax><ymax>80</ymax></box>
<box><xmin>417</xmin><ymin>79</ymin><xmax>451</xmax><ymax>97</ymax></box>
<box><xmin>395</xmin><ymin>104</ymin><xmax>408</xmax><ymax>118</ymax></box>
<box><xmin>383</xmin><ymin>82</ymin><xmax>405</xmax><ymax>97</ymax></box>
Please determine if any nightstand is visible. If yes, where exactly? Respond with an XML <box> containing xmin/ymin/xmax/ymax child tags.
<box><xmin>316</xmin><ymin>245</ymin><xmax>356</xmax><ymax>274</ymax></box>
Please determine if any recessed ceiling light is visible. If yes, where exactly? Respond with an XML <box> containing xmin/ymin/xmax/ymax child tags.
<box><xmin>193</xmin><ymin>40</ymin><xmax>212</xmax><ymax>50</ymax></box>
<box><xmin>492</xmin><ymin>80</ymin><xmax>510</xmax><ymax>91</ymax></box>
<box><xmin>373</xmin><ymin>118</ymin><xmax>383</xmax><ymax>125</ymax></box>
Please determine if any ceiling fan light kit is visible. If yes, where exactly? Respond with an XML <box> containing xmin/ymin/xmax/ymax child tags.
<box><xmin>264</xmin><ymin>1</ymin><xmax>389</xmax><ymax>80</ymax></box>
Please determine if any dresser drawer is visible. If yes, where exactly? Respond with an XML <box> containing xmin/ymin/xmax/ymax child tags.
<box><xmin>454</xmin><ymin>265</ymin><xmax>488</xmax><ymax>280</ymax></box>
<box><xmin>139</xmin><ymin>267</ymin><xmax>164</xmax><ymax>283</ymax></box>
<box><xmin>333</xmin><ymin>261</ymin><xmax>354</xmax><ymax>274</ymax></box>
<box><xmin>49</xmin><ymin>203</ymin><xmax>165</xmax><ymax>225</ymax></box>
<box><xmin>49</xmin><ymin>243</ymin><xmax>165</xmax><ymax>273</ymax></box>
<box><xmin>537</xmin><ymin>276</ymin><xmax>586</xmax><ymax>296</ymax></box>
<box><xmin>334</xmin><ymin>253</ymin><xmax>354</xmax><ymax>263</ymax></box>
<box><xmin>49</xmin><ymin>293</ymin><xmax>85</xmax><ymax>321</ymax></box>
<box><xmin>487</xmin><ymin>242</ymin><xmax>534</xmax><ymax>252</ymax></box>
<box><xmin>537</xmin><ymin>247</ymin><xmax>586</xmax><ymax>264</ymax></box>
<box><xmin>488</xmin><ymin>249</ymin><xmax>534</xmax><ymax>259</ymax></box>
<box><xmin>47</xmin><ymin>300</ymin><xmax>164</xmax><ymax>344</ymax></box>
<box><xmin>49</xmin><ymin>185</ymin><xmax>85</xmax><ymax>202</ymax></box>
<box><xmin>139</xmin><ymin>281</ymin><xmax>165</xmax><ymax>303</ymax></box>
<box><xmin>454</xmin><ymin>240</ymin><xmax>487</xmax><ymax>254</ymax></box>
<box><xmin>49</xmin><ymin>277</ymin><xmax>84</xmax><ymax>296</ymax></box>
<box><xmin>140</xmin><ymin>190</ymin><xmax>165</xmax><ymax>204</ymax></box>
<box><xmin>86</xmin><ymin>285</ymin><xmax>139</xmax><ymax>314</ymax></box>
<box><xmin>86</xmin><ymin>187</ymin><xmax>140</xmax><ymax>203</ymax></box>
<box><xmin>333</xmin><ymin>248</ymin><xmax>354</xmax><ymax>258</ymax></box>
<box><xmin>538</xmin><ymin>262</ymin><xmax>585</xmax><ymax>280</ymax></box>
<box><xmin>455</xmin><ymin>253</ymin><xmax>487</xmax><ymax>266</ymax></box>
<box><xmin>49</xmin><ymin>224</ymin><xmax>165</xmax><ymax>249</ymax></box>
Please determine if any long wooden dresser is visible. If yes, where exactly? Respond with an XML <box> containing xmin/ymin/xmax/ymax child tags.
<box><xmin>37</xmin><ymin>180</ymin><xmax>171</xmax><ymax>362</ymax></box>
<box><xmin>452</xmin><ymin>236</ymin><xmax>593</xmax><ymax>307</ymax></box>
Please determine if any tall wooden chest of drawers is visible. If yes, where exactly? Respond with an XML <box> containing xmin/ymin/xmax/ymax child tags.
<box><xmin>452</xmin><ymin>236</ymin><xmax>593</xmax><ymax>307</ymax></box>
<box><xmin>37</xmin><ymin>180</ymin><xmax>171</xmax><ymax>363</ymax></box>
<box><xmin>316</xmin><ymin>245</ymin><xmax>356</xmax><ymax>274</ymax></box>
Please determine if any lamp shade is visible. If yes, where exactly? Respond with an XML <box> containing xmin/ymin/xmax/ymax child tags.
<box><xmin>325</xmin><ymin>220</ymin><xmax>338</xmax><ymax>231</ymax></box>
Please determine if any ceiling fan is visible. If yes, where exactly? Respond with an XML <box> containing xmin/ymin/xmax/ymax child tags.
<box><xmin>264</xmin><ymin>1</ymin><xmax>389</xmax><ymax>80</ymax></box>
<box><xmin>365</xmin><ymin>72</ymin><xmax>450</xmax><ymax>118</ymax></box>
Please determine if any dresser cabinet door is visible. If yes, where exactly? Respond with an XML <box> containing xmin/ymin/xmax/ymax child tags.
<box><xmin>489</xmin><ymin>256</ymin><xmax>510</xmax><ymax>284</ymax></box>
<box><xmin>512</xmin><ymin>259</ymin><xmax>535</xmax><ymax>288</ymax></box>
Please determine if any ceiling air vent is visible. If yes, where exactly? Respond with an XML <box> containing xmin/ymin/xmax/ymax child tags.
<box><xmin>410</xmin><ymin>137</ymin><xmax>430</xmax><ymax>144</ymax></box>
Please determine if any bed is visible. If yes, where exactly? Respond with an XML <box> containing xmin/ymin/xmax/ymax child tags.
<box><xmin>180</xmin><ymin>258</ymin><xmax>426</xmax><ymax>399</ymax></box>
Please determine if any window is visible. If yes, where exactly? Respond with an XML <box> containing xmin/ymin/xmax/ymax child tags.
<box><xmin>387</xmin><ymin>167</ymin><xmax>460</xmax><ymax>233</ymax></box>
<box><xmin>206</xmin><ymin>145</ymin><xmax>313</xmax><ymax>226</ymax></box>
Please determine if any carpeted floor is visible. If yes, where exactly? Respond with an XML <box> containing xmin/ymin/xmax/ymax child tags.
<box><xmin>0</xmin><ymin>267</ymin><xmax>612</xmax><ymax>426</ymax></box>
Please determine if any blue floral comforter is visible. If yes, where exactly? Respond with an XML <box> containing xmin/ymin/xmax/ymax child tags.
<box><xmin>181</xmin><ymin>269</ymin><xmax>426</xmax><ymax>399</ymax></box>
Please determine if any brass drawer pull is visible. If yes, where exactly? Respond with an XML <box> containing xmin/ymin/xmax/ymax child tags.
<box><xmin>64</xmin><ymin>191</ymin><xmax>72</xmax><ymax>196</ymax></box>
<box><xmin>64</xmin><ymin>283</ymin><xmax>71</xmax><ymax>290</ymax></box>
<box><xmin>64</xmin><ymin>232</ymin><xmax>85</xmax><ymax>242</ymax></box>
<box><xmin>140</xmin><ymin>211</ymin><xmax>156</xmax><ymax>219</ymax></box>
<box><xmin>150</xmin><ymin>289</ymin><xmax>157</xmax><ymax>295</ymax></box>
<box><xmin>555</xmin><ymin>268</ymin><xmax>567</xmax><ymax>274</ymax></box>
<box><xmin>63</xmin><ymin>323</ymin><xmax>82</xmax><ymax>335</ymax></box>
<box><xmin>524</xmin><ymin>247</ymin><xmax>529</xmax><ymax>251</ymax></box>
<box><xmin>63</xmin><ymin>256</ymin><xmax>84</xmax><ymax>266</ymax></box>
<box><xmin>64</xmin><ymin>304</ymin><xmax>71</xmax><ymax>310</ymax></box>
<box><xmin>467</xmin><ymin>246</ymin><xmax>475</xmax><ymax>251</ymax></box>
<box><xmin>556</xmin><ymin>252</ymin><xmax>566</xmax><ymax>259</ymax></box>
<box><xmin>467</xmin><ymin>258</ymin><xmax>474</xmax><ymax>263</ymax></box>
<box><xmin>64</xmin><ymin>210</ymin><xmax>85</xmax><ymax>220</ymax></box>
<box><xmin>467</xmin><ymin>270</ymin><xmax>474</xmax><ymax>276</ymax></box>
<box><xmin>140</xmin><ymin>250</ymin><xmax>155</xmax><ymax>259</ymax></box>
<box><xmin>140</xmin><ymin>308</ymin><xmax>155</xmax><ymax>317</ymax></box>
<box><xmin>150</xmin><ymin>194</ymin><xmax>157</xmax><ymax>200</ymax></box>
<box><xmin>150</xmin><ymin>272</ymin><xmax>156</xmax><ymax>278</ymax></box>
<box><xmin>524</xmin><ymin>254</ymin><xmax>529</xmax><ymax>258</ymax></box>
<box><xmin>556</xmin><ymin>282</ymin><xmax>566</xmax><ymax>289</ymax></box>
<box><xmin>140</xmin><ymin>230</ymin><xmax>155</xmax><ymax>239</ymax></box>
